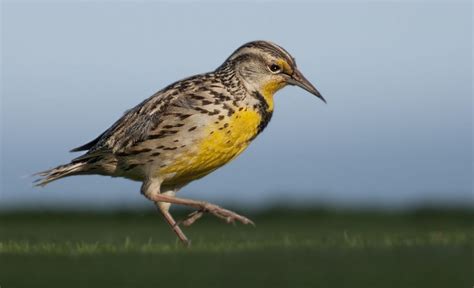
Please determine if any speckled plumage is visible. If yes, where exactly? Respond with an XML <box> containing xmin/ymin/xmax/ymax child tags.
<box><xmin>57</xmin><ymin>60</ymin><xmax>272</xmax><ymax>188</ymax></box>
<box><xmin>36</xmin><ymin>40</ymin><xmax>324</xmax><ymax>245</ymax></box>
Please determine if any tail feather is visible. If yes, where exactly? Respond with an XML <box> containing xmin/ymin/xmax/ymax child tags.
<box><xmin>34</xmin><ymin>162</ymin><xmax>86</xmax><ymax>187</ymax></box>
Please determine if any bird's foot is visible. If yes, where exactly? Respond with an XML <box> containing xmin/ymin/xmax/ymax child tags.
<box><xmin>180</xmin><ymin>203</ymin><xmax>255</xmax><ymax>227</ymax></box>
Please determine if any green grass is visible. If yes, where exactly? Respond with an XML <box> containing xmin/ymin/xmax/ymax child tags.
<box><xmin>0</xmin><ymin>209</ymin><xmax>472</xmax><ymax>287</ymax></box>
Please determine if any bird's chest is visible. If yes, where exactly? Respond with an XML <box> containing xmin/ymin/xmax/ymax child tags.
<box><xmin>160</xmin><ymin>107</ymin><xmax>270</xmax><ymax>185</ymax></box>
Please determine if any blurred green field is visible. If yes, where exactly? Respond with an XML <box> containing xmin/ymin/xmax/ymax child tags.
<box><xmin>0</xmin><ymin>208</ymin><xmax>472</xmax><ymax>288</ymax></box>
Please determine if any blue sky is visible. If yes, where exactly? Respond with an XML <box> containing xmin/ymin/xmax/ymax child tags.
<box><xmin>1</xmin><ymin>1</ymin><xmax>472</xmax><ymax>210</ymax></box>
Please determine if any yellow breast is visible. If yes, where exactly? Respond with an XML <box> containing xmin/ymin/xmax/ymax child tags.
<box><xmin>160</xmin><ymin>109</ymin><xmax>263</xmax><ymax>185</ymax></box>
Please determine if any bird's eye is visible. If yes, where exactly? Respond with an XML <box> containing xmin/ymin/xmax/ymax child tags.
<box><xmin>269</xmin><ymin>64</ymin><xmax>281</xmax><ymax>73</ymax></box>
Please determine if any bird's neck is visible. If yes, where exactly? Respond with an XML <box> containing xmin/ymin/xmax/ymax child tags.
<box><xmin>251</xmin><ymin>90</ymin><xmax>274</xmax><ymax>134</ymax></box>
<box><xmin>216</xmin><ymin>61</ymin><xmax>283</xmax><ymax>112</ymax></box>
<box><xmin>258</xmin><ymin>80</ymin><xmax>287</xmax><ymax>112</ymax></box>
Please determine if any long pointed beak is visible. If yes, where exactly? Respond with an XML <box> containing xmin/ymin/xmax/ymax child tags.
<box><xmin>287</xmin><ymin>68</ymin><xmax>326</xmax><ymax>103</ymax></box>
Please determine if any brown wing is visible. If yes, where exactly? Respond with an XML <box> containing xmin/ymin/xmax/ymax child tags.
<box><xmin>70</xmin><ymin>74</ymin><xmax>213</xmax><ymax>161</ymax></box>
<box><xmin>71</xmin><ymin>86</ymin><xmax>181</xmax><ymax>159</ymax></box>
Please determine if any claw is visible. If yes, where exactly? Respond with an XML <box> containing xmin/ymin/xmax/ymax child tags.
<box><xmin>201</xmin><ymin>204</ymin><xmax>254</xmax><ymax>226</ymax></box>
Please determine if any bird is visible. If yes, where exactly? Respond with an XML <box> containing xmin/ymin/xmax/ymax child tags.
<box><xmin>35</xmin><ymin>40</ymin><xmax>325</xmax><ymax>245</ymax></box>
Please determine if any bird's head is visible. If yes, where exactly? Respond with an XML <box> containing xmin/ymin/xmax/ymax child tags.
<box><xmin>221</xmin><ymin>40</ymin><xmax>325</xmax><ymax>106</ymax></box>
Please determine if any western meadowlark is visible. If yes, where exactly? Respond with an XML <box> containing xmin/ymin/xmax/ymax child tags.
<box><xmin>36</xmin><ymin>40</ymin><xmax>325</xmax><ymax>245</ymax></box>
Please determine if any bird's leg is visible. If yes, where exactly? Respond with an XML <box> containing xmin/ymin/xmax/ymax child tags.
<box><xmin>146</xmin><ymin>193</ymin><xmax>255</xmax><ymax>226</ymax></box>
<box><xmin>141</xmin><ymin>181</ymin><xmax>190</xmax><ymax>246</ymax></box>
<box><xmin>155</xmin><ymin>202</ymin><xmax>190</xmax><ymax>246</ymax></box>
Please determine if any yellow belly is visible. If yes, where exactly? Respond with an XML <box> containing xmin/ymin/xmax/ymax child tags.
<box><xmin>160</xmin><ymin>109</ymin><xmax>263</xmax><ymax>185</ymax></box>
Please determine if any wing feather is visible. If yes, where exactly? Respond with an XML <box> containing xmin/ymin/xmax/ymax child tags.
<box><xmin>71</xmin><ymin>87</ymin><xmax>179</xmax><ymax>155</ymax></box>
<box><xmin>70</xmin><ymin>73</ymin><xmax>217</xmax><ymax>158</ymax></box>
